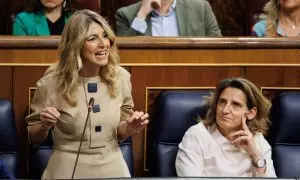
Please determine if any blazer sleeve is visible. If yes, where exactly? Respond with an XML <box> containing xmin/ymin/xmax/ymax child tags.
<box><xmin>251</xmin><ymin>20</ymin><xmax>267</xmax><ymax>37</ymax></box>
<box><xmin>115</xmin><ymin>8</ymin><xmax>145</xmax><ymax>36</ymax></box>
<box><xmin>204</xmin><ymin>1</ymin><xmax>222</xmax><ymax>37</ymax></box>
<box><xmin>118</xmin><ymin>67</ymin><xmax>134</xmax><ymax>121</ymax></box>
<box><xmin>26</xmin><ymin>74</ymin><xmax>53</xmax><ymax>132</ymax></box>
<box><xmin>12</xmin><ymin>13</ymin><xmax>28</xmax><ymax>35</ymax></box>
<box><xmin>176</xmin><ymin>125</ymin><xmax>204</xmax><ymax>176</ymax></box>
<box><xmin>255</xmin><ymin>134</ymin><xmax>277</xmax><ymax>177</ymax></box>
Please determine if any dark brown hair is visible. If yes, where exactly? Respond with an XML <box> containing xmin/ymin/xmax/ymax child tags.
<box><xmin>203</xmin><ymin>77</ymin><xmax>272</xmax><ymax>135</ymax></box>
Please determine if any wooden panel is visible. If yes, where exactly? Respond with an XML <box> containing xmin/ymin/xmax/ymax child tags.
<box><xmin>245</xmin><ymin>67</ymin><xmax>300</xmax><ymax>87</ymax></box>
<box><xmin>2</xmin><ymin>36</ymin><xmax>300</xmax><ymax>49</ymax></box>
<box><xmin>0</xmin><ymin>67</ymin><xmax>12</xmax><ymax>100</ymax></box>
<box><xmin>0</xmin><ymin>37</ymin><xmax>299</xmax><ymax>65</ymax></box>
<box><xmin>0</xmin><ymin>49</ymin><xmax>58</xmax><ymax>63</ymax></box>
<box><xmin>120</xmin><ymin>49</ymin><xmax>300</xmax><ymax>65</ymax></box>
<box><xmin>2</xmin><ymin>48</ymin><xmax>299</xmax><ymax>65</ymax></box>
<box><xmin>130</xmin><ymin>66</ymin><xmax>244</xmax><ymax>176</ymax></box>
<box><xmin>13</xmin><ymin>66</ymin><xmax>48</xmax><ymax>177</ymax></box>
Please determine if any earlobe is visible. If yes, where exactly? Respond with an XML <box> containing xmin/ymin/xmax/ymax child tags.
<box><xmin>246</xmin><ymin>107</ymin><xmax>257</xmax><ymax>120</ymax></box>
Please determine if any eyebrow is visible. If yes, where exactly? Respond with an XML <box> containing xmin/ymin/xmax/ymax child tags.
<box><xmin>87</xmin><ymin>31</ymin><xmax>106</xmax><ymax>37</ymax></box>
<box><xmin>218</xmin><ymin>97</ymin><xmax>243</xmax><ymax>106</ymax></box>
<box><xmin>218</xmin><ymin>97</ymin><xmax>226</xmax><ymax>102</ymax></box>
<box><xmin>232</xmin><ymin>100</ymin><xmax>243</xmax><ymax>106</ymax></box>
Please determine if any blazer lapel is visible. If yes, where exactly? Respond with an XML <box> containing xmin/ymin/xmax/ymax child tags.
<box><xmin>145</xmin><ymin>15</ymin><xmax>152</xmax><ymax>36</ymax></box>
<box><xmin>175</xmin><ymin>0</ymin><xmax>187</xmax><ymax>36</ymax></box>
<box><xmin>35</xmin><ymin>12</ymin><xmax>50</xmax><ymax>36</ymax></box>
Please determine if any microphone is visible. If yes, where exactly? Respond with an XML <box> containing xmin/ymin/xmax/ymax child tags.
<box><xmin>88</xmin><ymin>98</ymin><xmax>95</xmax><ymax>111</ymax></box>
<box><xmin>71</xmin><ymin>97</ymin><xmax>94</xmax><ymax>179</ymax></box>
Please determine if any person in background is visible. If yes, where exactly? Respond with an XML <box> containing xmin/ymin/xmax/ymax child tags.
<box><xmin>251</xmin><ymin>0</ymin><xmax>300</xmax><ymax>37</ymax></box>
<box><xmin>115</xmin><ymin>0</ymin><xmax>221</xmax><ymax>36</ymax></box>
<box><xmin>13</xmin><ymin>0</ymin><xmax>73</xmax><ymax>36</ymax></box>
<box><xmin>0</xmin><ymin>159</ymin><xmax>15</xmax><ymax>179</ymax></box>
<box><xmin>26</xmin><ymin>9</ymin><xmax>149</xmax><ymax>179</ymax></box>
<box><xmin>176</xmin><ymin>78</ymin><xmax>276</xmax><ymax>177</ymax></box>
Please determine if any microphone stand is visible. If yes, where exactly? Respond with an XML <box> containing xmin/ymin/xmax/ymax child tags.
<box><xmin>71</xmin><ymin>98</ymin><xmax>94</xmax><ymax>179</ymax></box>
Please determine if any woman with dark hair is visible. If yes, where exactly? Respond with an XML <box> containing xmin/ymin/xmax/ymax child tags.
<box><xmin>176</xmin><ymin>78</ymin><xmax>276</xmax><ymax>177</ymax></box>
<box><xmin>251</xmin><ymin>0</ymin><xmax>300</xmax><ymax>37</ymax></box>
<box><xmin>13</xmin><ymin>0</ymin><xmax>73</xmax><ymax>35</ymax></box>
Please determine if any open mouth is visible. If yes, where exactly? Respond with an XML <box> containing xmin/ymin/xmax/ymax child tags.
<box><xmin>95</xmin><ymin>50</ymin><xmax>106</xmax><ymax>57</ymax></box>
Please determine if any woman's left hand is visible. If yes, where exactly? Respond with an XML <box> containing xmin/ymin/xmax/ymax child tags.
<box><xmin>228</xmin><ymin>117</ymin><xmax>260</xmax><ymax>157</ymax></box>
<box><xmin>122</xmin><ymin>111</ymin><xmax>149</xmax><ymax>136</ymax></box>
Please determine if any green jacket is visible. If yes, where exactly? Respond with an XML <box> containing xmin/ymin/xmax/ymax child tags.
<box><xmin>115</xmin><ymin>0</ymin><xmax>222</xmax><ymax>36</ymax></box>
<box><xmin>13</xmin><ymin>11</ymin><xmax>70</xmax><ymax>36</ymax></box>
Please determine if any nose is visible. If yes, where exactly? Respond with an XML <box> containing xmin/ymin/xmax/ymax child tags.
<box><xmin>97</xmin><ymin>37</ymin><xmax>105</xmax><ymax>47</ymax></box>
<box><xmin>222</xmin><ymin>103</ymin><xmax>230</xmax><ymax>114</ymax></box>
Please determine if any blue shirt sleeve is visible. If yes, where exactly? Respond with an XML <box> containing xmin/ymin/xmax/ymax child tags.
<box><xmin>130</xmin><ymin>17</ymin><xmax>147</xmax><ymax>34</ymax></box>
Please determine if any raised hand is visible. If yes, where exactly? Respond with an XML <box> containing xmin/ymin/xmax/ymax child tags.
<box><xmin>124</xmin><ymin>111</ymin><xmax>149</xmax><ymax>136</ymax></box>
<box><xmin>40</xmin><ymin>107</ymin><xmax>60</xmax><ymax>131</ymax></box>
<box><xmin>228</xmin><ymin>116</ymin><xmax>258</xmax><ymax>157</ymax></box>
<box><xmin>137</xmin><ymin>0</ymin><xmax>161</xmax><ymax>20</ymax></box>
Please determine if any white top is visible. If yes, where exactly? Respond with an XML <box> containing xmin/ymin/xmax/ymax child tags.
<box><xmin>176</xmin><ymin>122</ymin><xmax>277</xmax><ymax>177</ymax></box>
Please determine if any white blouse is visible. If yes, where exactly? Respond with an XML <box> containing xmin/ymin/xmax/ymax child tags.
<box><xmin>176</xmin><ymin>122</ymin><xmax>277</xmax><ymax>177</ymax></box>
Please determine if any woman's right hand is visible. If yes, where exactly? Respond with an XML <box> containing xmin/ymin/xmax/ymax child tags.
<box><xmin>40</xmin><ymin>107</ymin><xmax>60</xmax><ymax>131</ymax></box>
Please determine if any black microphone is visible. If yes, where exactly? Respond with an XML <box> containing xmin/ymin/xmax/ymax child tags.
<box><xmin>88</xmin><ymin>98</ymin><xmax>95</xmax><ymax>111</ymax></box>
<box><xmin>71</xmin><ymin>97</ymin><xmax>94</xmax><ymax>179</ymax></box>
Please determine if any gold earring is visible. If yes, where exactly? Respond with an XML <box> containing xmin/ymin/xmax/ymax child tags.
<box><xmin>63</xmin><ymin>0</ymin><xmax>66</xmax><ymax>9</ymax></box>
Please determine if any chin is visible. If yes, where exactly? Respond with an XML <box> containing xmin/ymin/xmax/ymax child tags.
<box><xmin>96</xmin><ymin>61</ymin><xmax>108</xmax><ymax>66</ymax></box>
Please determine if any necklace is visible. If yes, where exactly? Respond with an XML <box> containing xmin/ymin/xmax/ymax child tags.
<box><xmin>286</xmin><ymin>20</ymin><xmax>296</xmax><ymax>30</ymax></box>
<box><xmin>280</xmin><ymin>11</ymin><xmax>298</xmax><ymax>30</ymax></box>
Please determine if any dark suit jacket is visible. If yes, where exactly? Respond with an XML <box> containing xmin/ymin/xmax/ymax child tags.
<box><xmin>115</xmin><ymin>0</ymin><xmax>221</xmax><ymax>36</ymax></box>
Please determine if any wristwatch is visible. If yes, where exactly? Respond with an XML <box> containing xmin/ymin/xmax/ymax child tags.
<box><xmin>253</xmin><ymin>158</ymin><xmax>266</xmax><ymax>168</ymax></box>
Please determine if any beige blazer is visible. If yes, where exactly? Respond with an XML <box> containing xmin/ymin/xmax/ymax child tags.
<box><xmin>26</xmin><ymin>66</ymin><xmax>133</xmax><ymax>179</ymax></box>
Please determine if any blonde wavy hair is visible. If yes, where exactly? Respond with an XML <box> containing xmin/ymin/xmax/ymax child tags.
<box><xmin>53</xmin><ymin>9</ymin><xmax>119</xmax><ymax>106</ymax></box>
<box><xmin>203</xmin><ymin>78</ymin><xmax>272</xmax><ymax>136</ymax></box>
<box><xmin>260</xmin><ymin>0</ymin><xmax>280</xmax><ymax>36</ymax></box>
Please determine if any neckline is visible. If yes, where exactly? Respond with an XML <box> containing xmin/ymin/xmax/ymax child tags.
<box><xmin>80</xmin><ymin>75</ymin><xmax>100</xmax><ymax>82</ymax></box>
<box><xmin>209</xmin><ymin>124</ymin><xmax>229</xmax><ymax>145</ymax></box>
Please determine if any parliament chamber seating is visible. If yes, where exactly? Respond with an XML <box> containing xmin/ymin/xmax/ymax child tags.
<box><xmin>0</xmin><ymin>99</ymin><xmax>19</xmax><ymax>178</ymax></box>
<box><xmin>120</xmin><ymin>137</ymin><xmax>135</xmax><ymax>176</ymax></box>
<box><xmin>30</xmin><ymin>134</ymin><xmax>134</xmax><ymax>178</ymax></box>
<box><xmin>29</xmin><ymin>131</ymin><xmax>134</xmax><ymax>178</ymax></box>
<box><xmin>268</xmin><ymin>92</ymin><xmax>300</xmax><ymax>178</ymax></box>
<box><xmin>148</xmin><ymin>91</ymin><xmax>210</xmax><ymax>177</ymax></box>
